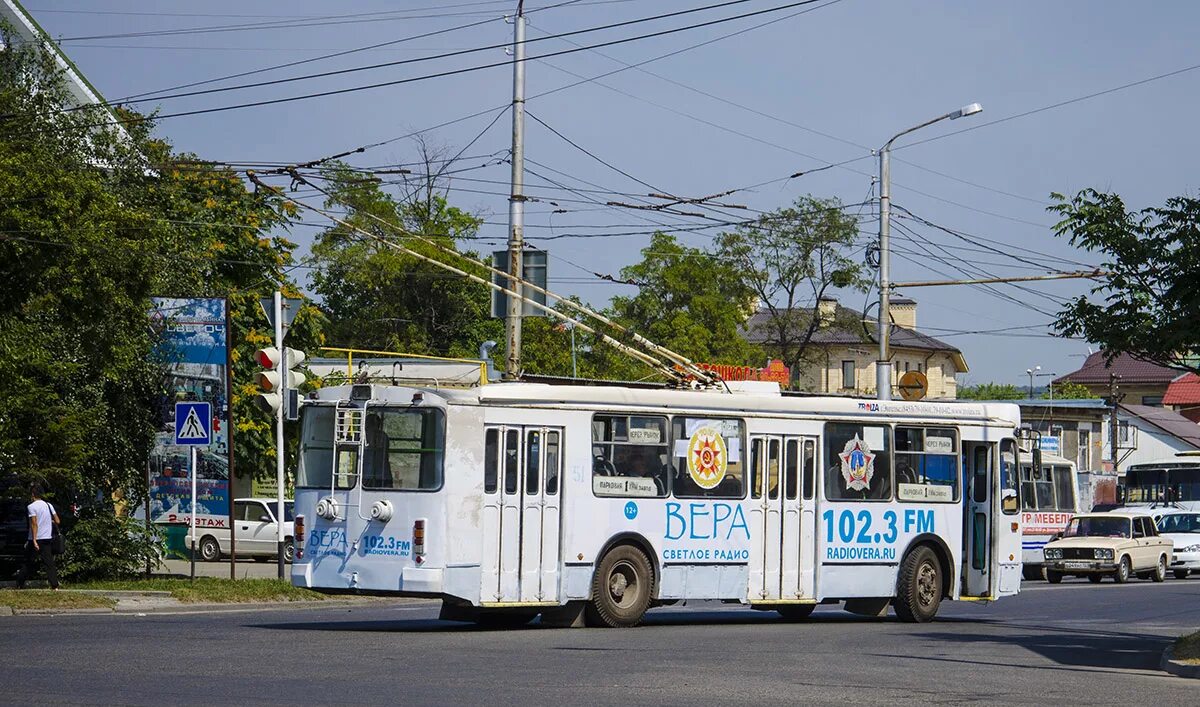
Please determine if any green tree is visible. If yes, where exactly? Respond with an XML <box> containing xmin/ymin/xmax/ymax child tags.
<box><xmin>716</xmin><ymin>196</ymin><xmax>869</xmax><ymax>380</ymax></box>
<box><xmin>0</xmin><ymin>27</ymin><xmax>319</xmax><ymax>576</ymax></box>
<box><xmin>1050</xmin><ymin>188</ymin><xmax>1200</xmax><ymax>374</ymax></box>
<box><xmin>1044</xmin><ymin>381</ymin><xmax>1097</xmax><ymax>400</ymax></box>
<box><xmin>610</xmin><ymin>232</ymin><xmax>759</xmax><ymax>367</ymax></box>
<box><xmin>957</xmin><ymin>383</ymin><xmax>1025</xmax><ymax>400</ymax></box>
<box><xmin>308</xmin><ymin>161</ymin><xmax>498</xmax><ymax>359</ymax></box>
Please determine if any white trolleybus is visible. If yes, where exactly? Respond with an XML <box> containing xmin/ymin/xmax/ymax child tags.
<box><xmin>1121</xmin><ymin>452</ymin><xmax>1200</xmax><ymax>511</ymax></box>
<box><xmin>291</xmin><ymin>378</ymin><xmax>1024</xmax><ymax>626</ymax></box>
<box><xmin>1017</xmin><ymin>452</ymin><xmax>1080</xmax><ymax>580</ymax></box>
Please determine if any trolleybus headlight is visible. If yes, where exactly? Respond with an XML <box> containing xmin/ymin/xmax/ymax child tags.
<box><xmin>1093</xmin><ymin>548</ymin><xmax>1113</xmax><ymax>560</ymax></box>
<box><xmin>1044</xmin><ymin>548</ymin><xmax>1063</xmax><ymax>560</ymax></box>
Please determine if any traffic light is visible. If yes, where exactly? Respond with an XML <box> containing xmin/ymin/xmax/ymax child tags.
<box><xmin>254</xmin><ymin>347</ymin><xmax>306</xmax><ymax>415</ymax></box>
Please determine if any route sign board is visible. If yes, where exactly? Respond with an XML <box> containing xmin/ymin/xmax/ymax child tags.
<box><xmin>174</xmin><ymin>402</ymin><xmax>212</xmax><ymax>446</ymax></box>
<box><xmin>898</xmin><ymin>370</ymin><xmax>929</xmax><ymax>401</ymax></box>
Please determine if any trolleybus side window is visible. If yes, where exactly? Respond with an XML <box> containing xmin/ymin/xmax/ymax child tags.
<box><xmin>545</xmin><ymin>431</ymin><xmax>561</xmax><ymax>495</ymax></box>
<box><xmin>297</xmin><ymin>405</ymin><xmax>335</xmax><ymax>488</ymax></box>
<box><xmin>784</xmin><ymin>439</ymin><xmax>799</xmax><ymax>500</ymax></box>
<box><xmin>362</xmin><ymin>408</ymin><xmax>445</xmax><ymax>491</ymax></box>
<box><xmin>802</xmin><ymin>439</ymin><xmax>816</xmax><ymax>500</ymax></box>
<box><xmin>1019</xmin><ymin>462</ymin><xmax>1072</xmax><ymax>511</ymax></box>
<box><xmin>671</xmin><ymin>417</ymin><xmax>746</xmax><ymax>498</ymax></box>
<box><xmin>484</xmin><ymin>429</ymin><xmax>499</xmax><ymax>494</ymax></box>
<box><xmin>1000</xmin><ymin>439</ymin><xmax>1019</xmax><ymax>514</ymax></box>
<box><xmin>592</xmin><ymin>415</ymin><xmax>669</xmax><ymax>497</ymax></box>
<box><xmin>1053</xmin><ymin>465</ymin><xmax>1075</xmax><ymax>512</ymax></box>
<box><xmin>504</xmin><ymin>429</ymin><xmax>520</xmax><ymax>494</ymax></box>
<box><xmin>894</xmin><ymin>426</ymin><xmax>958</xmax><ymax>502</ymax></box>
<box><xmin>823</xmin><ymin>422</ymin><xmax>892</xmax><ymax>501</ymax></box>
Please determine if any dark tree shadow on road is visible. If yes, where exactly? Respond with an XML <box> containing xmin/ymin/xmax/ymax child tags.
<box><xmin>880</xmin><ymin>622</ymin><xmax>1174</xmax><ymax>674</ymax></box>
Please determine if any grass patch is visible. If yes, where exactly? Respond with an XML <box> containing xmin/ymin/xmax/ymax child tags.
<box><xmin>74</xmin><ymin>577</ymin><xmax>326</xmax><ymax>604</ymax></box>
<box><xmin>1175</xmin><ymin>630</ymin><xmax>1200</xmax><ymax>665</ymax></box>
<box><xmin>0</xmin><ymin>590</ymin><xmax>115</xmax><ymax>611</ymax></box>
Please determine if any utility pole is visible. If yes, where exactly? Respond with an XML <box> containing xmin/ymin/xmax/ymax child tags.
<box><xmin>503</xmin><ymin>1</ymin><xmax>527</xmax><ymax>379</ymax></box>
<box><xmin>875</xmin><ymin>103</ymin><xmax>982</xmax><ymax>400</ymax></box>
<box><xmin>1108</xmin><ymin>373</ymin><xmax>1123</xmax><ymax>475</ymax></box>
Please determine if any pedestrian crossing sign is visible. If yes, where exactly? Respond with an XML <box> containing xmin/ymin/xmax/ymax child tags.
<box><xmin>174</xmin><ymin>402</ymin><xmax>212</xmax><ymax>446</ymax></box>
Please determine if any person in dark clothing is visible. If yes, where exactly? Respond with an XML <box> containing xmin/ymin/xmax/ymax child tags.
<box><xmin>15</xmin><ymin>483</ymin><xmax>60</xmax><ymax>590</ymax></box>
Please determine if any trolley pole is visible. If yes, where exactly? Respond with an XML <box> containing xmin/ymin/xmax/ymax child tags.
<box><xmin>503</xmin><ymin>1</ymin><xmax>527</xmax><ymax>379</ymax></box>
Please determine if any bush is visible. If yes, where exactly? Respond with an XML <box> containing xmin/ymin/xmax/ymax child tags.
<box><xmin>59</xmin><ymin>507</ymin><xmax>164</xmax><ymax>581</ymax></box>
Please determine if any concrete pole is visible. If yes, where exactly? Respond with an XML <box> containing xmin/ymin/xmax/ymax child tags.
<box><xmin>876</xmin><ymin>146</ymin><xmax>892</xmax><ymax>400</ymax></box>
<box><xmin>503</xmin><ymin>3</ymin><xmax>527</xmax><ymax>379</ymax></box>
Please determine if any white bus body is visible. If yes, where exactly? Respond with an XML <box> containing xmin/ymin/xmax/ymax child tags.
<box><xmin>1016</xmin><ymin>452</ymin><xmax>1079</xmax><ymax>578</ymax></box>
<box><xmin>1121</xmin><ymin>453</ymin><xmax>1200</xmax><ymax>512</ymax></box>
<box><xmin>291</xmin><ymin>381</ymin><xmax>1023</xmax><ymax>625</ymax></box>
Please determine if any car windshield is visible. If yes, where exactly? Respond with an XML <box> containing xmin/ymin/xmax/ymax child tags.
<box><xmin>1157</xmin><ymin>513</ymin><xmax>1200</xmax><ymax>534</ymax></box>
<box><xmin>1062</xmin><ymin>516</ymin><xmax>1131</xmax><ymax>539</ymax></box>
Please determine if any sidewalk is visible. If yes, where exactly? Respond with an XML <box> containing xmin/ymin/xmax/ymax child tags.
<box><xmin>0</xmin><ymin>589</ymin><xmax>426</xmax><ymax>617</ymax></box>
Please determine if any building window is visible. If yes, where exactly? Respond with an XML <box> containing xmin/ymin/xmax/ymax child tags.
<box><xmin>1142</xmin><ymin>395</ymin><xmax>1163</xmax><ymax>406</ymax></box>
<box><xmin>841</xmin><ymin>360</ymin><xmax>855</xmax><ymax>389</ymax></box>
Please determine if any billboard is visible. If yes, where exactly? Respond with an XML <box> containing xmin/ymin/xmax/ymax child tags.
<box><xmin>148</xmin><ymin>298</ymin><xmax>231</xmax><ymax>528</ymax></box>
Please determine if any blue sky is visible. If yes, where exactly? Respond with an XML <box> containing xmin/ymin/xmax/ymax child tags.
<box><xmin>22</xmin><ymin>1</ymin><xmax>1200</xmax><ymax>384</ymax></box>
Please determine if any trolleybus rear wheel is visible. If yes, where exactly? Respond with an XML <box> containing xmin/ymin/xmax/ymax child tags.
<box><xmin>587</xmin><ymin>545</ymin><xmax>653</xmax><ymax>628</ymax></box>
<box><xmin>1021</xmin><ymin>566</ymin><xmax>1043</xmax><ymax>582</ymax></box>
<box><xmin>776</xmin><ymin>604</ymin><xmax>816</xmax><ymax>621</ymax></box>
<box><xmin>893</xmin><ymin>545</ymin><xmax>942</xmax><ymax>623</ymax></box>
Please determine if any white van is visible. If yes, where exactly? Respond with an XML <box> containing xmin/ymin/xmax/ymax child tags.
<box><xmin>186</xmin><ymin>498</ymin><xmax>295</xmax><ymax>563</ymax></box>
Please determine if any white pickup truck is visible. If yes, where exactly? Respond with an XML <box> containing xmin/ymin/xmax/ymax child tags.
<box><xmin>186</xmin><ymin>498</ymin><xmax>295</xmax><ymax>563</ymax></box>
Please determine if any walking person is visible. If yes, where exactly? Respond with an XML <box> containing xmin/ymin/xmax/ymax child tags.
<box><xmin>15</xmin><ymin>483</ymin><xmax>60</xmax><ymax>590</ymax></box>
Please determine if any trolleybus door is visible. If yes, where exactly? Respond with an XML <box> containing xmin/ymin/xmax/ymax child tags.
<box><xmin>482</xmin><ymin>426</ymin><xmax>562</xmax><ymax>604</ymax></box>
<box><xmin>751</xmin><ymin>436</ymin><xmax>816</xmax><ymax>601</ymax></box>
<box><xmin>963</xmin><ymin>442</ymin><xmax>994</xmax><ymax>597</ymax></box>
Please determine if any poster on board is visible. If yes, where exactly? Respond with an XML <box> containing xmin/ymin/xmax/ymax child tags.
<box><xmin>148</xmin><ymin>298</ymin><xmax>231</xmax><ymax>528</ymax></box>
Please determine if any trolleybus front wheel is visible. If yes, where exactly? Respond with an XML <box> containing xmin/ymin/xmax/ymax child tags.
<box><xmin>587</xmin><ymin>545</ymin><xmax>653</xmax><ymax>628</ymax></box>
<box><xmin>893</xmin><ymin>545</ymin><xmax>942</xmax><ymax>623</ymax></box>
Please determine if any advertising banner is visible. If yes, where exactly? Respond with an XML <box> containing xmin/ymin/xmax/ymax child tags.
<box><xmin>148</xmin><ymin>298</ymin><xmax>231</xmax><ymax>529</ymax></box>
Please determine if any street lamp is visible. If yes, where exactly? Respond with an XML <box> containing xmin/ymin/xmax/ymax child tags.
<box><xmin>1026</xmin><ymin>365</ymin><xmax>1041</xmax><ymax>399</ymax></box>
<box><xmin>876</xmin><ymin>103</ymin><xmax>983</xmax><ymax>400</ymax></box>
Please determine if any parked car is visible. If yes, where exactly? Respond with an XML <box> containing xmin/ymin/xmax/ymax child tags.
<box><xmin>185</xmin><ymin>498</ymin><xmax>295</xmax><ymax>563</ymax></box>
<box><xmin>1155</xmin><ymin>511</ymin><xmax>1200</xmax><ymax>579</ymax></box>
<box><xmin>1042</xmin><ymin>512</ymin><xmax>1172</xmax><ymax>583</ymax></box>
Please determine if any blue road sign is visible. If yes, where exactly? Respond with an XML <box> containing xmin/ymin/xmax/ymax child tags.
<box><xmin>175</xmin><ymin>402</ymin><xmax>212</xmax><ymax>446</ymax></box>
<box><xmin>1040</xmin><ymin>435</ymin><xmax>1060</xmax><ymax>454</ymax></box>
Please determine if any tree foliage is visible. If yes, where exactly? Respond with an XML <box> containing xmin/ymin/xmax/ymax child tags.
<box><xmin>957</xmin><ymin>383</ymin><xmax>1025</xmax><ymax>400</ymax></box>
<box><xmin>308</xmin><ymin>160</ymin><xmax>498</xmax><ymax>359</ymax></box>
<box><xmin>1044</xmin><ymin>380</ymin><xmax>1097</xmax><ymax>400</ymax></box>
<box><xmin>716</xmin><ymin>196</ymin><xmax>869</xmax><ymax>376</ymax></box>
<box><xmin>1050</xmin><ymin>188</ymin><xmax>1200</xmax><ymax>374</ymax></box>
<box><xmin>610</xmin><ymin>232</ymin><xmax>760</xmax><ymax>367</ymax></box>
<box><xmin>0</xmin><ymin>28</ymin><xmax>318</xmax><ymax>576</ymax></box>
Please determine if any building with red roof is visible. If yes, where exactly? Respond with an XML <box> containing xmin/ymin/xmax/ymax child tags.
<box><xmin>1054</xmin><ymin>351</ymin><xmax>1181</xmax><ymax>407</ymax></box>
<box><xmin>1163</xmin><ymin>373</ymin><xmax>1200</xmax><ymax>423</ymax></box>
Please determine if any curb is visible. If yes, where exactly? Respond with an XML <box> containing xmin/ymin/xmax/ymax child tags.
<box><xmin>1160</xmin><ymin>645</ymin><xmax>1200</xmax><ymax>679</ymax></box>
<box><xmin>1</xmin><ymin>596</ymin><xmax>426</xmax><ymax>617</ymax></box>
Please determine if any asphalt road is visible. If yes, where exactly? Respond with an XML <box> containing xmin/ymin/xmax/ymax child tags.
<box><xmin>2</xmin><ymin>577</ymin><xmax>1198</xmax><ymax>705</ymax></box>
